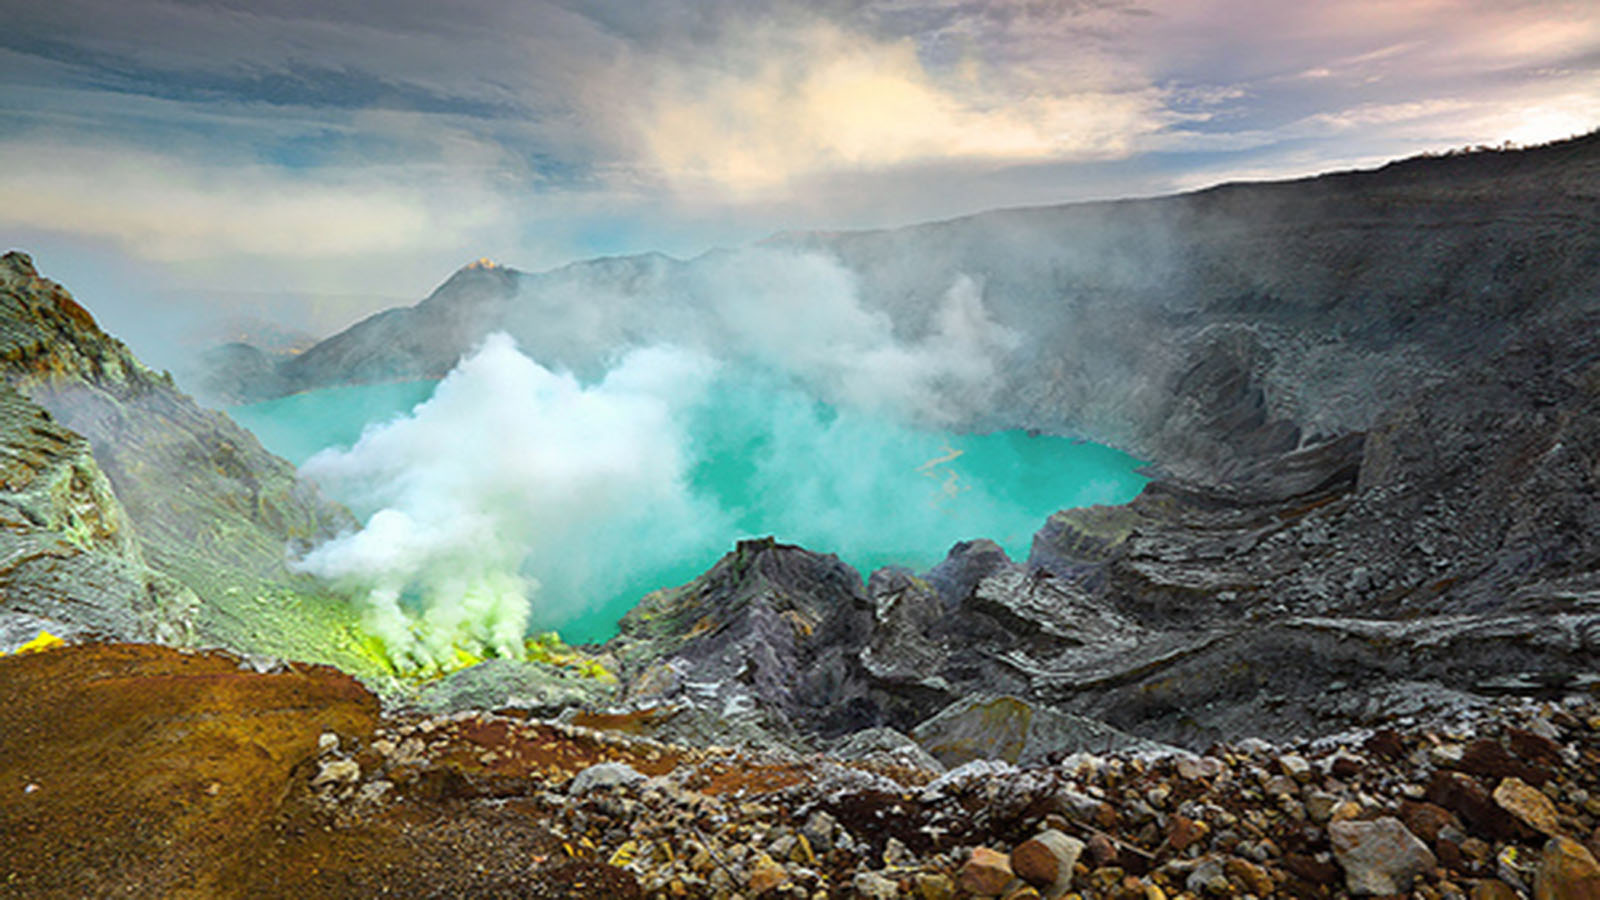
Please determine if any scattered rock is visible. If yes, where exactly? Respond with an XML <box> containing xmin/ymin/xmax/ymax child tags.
<box><xmin>1495</xmin><ymin>777</ymin><xmax>1562</xmax><ymax>836</ymax></box>
<box><xmin>1167</xmin><ymin>814</ymin><xmax>1210</xmax><ymax>852</ymax></box>
<box><xmin>1330</xmin><ymin>817</ymin><xmax>1437</xmax><ymax>895</ymax></box>
<box><xmin>312</xmin><ymin>758</ymin><xmax>359</xmax><ymax>788</ymax></box>
<box><xmin>1534</xmin><ymin>836</ymin><xmax>1600</xmax><ymax>900</ymax></box>
<box><xmin>961</xmin><ymin>847</ymin><xmax>1016</xmax><ymax>896</ymax></box>
<box><xmin>1011</xmin><ymin>829</ymin><xmax>1084</xmax><ymax>890</ymax></box>
<box><xmin>568</xmin><ymin>762</ymin><xmax>645</xmax><ymax>795</ymax></box>
<box><xmin>916</xmin><ymin>872</ymin><xmax>956</xmax><ymax>900</ymax></box>
<box><xmin>1401</xmin><ymin>799</ymin><xmax>1462</xmax><ymax>843</ymax></box>
<box><xmin>747</xmin><ymin>853</ymin><xmax>788</xmax><ymax>893</ymax></box>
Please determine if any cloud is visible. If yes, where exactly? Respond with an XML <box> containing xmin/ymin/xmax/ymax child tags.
<box><xmin>0</xmin><ymin>132</ymin><xmax>517</xmax><ymax>262</ymax></box>
<box><xmin>623</xmin><ymin>17</ymin><xmax>1167</xmax><ymax>194</ymax></box>
<box><xmin>294</xmin><ymin>333</ymin><xmax>726</xmax><ymax>669</ymax></box>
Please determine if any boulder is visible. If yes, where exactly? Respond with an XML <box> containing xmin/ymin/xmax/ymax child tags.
<box><xmin>1011</xmin><ymin>829</ymin><xmax>1084</xmax><ymax>890</ymax></box>
<box><xmin>1534</xmin><ymin>836</ymin><xmax>1600</xmax><ymax>900</ymax></box>
<box><xmin>960</xmin><ymin>847</ymin><xmax>1015</xmax><ymax>895</ymax></box>
<box><xmin>1329</xmin><ymin>817</ymin><xmax>1437</xmax><ymax>896</ymax></box>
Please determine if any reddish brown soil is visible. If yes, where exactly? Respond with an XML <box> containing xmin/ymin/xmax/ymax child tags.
<box><xmin>1</xmin><ymin>643</ymin><xmax>378</xmax><ymax>898</ymax></box>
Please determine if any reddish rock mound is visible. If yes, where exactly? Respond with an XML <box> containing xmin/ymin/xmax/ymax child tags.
<box><xmin>1</xmin><ymin>643</ymin><xmax>378</xmax><ymax>897</ymax></box>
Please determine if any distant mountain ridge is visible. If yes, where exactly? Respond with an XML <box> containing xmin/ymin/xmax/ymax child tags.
<box><xmin>204</xmin><ymin>131</ymin><xmax>1600</xmax><ymax>484</ymax></box>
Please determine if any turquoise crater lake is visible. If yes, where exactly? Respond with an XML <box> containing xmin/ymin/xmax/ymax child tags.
<box><xmin>232</xmin><ymin>378</ymin><xmax>1148</xmax><ymax>643</ymax></box>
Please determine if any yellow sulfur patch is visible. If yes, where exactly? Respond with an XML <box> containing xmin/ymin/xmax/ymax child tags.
<box><xmin>12</xmin><ymin>631</ymin><xmax>65</xmax><ymax>655</ymax></box>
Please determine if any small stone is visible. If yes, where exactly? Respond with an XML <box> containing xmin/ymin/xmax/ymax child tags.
<box><xmin>961</xmin><ymin>847</ymin><xmax>1015</xmax><ymax>896</ymax></box>
<box><xmin>1284</xmin><ymin>853</ymin><xmax>1341</xmax><ymax>885</ymax></box>
<box><xmin>1430</xmin><ymin>771</ymin><xmax>1519</xmax><ymax>839</ymax></box>
<box><xmin>1508</xmin><ymin>728</ymin><xmax>1563</xmax><ymax>767</ymax></box>
<box><xmin>884</xmin><ymin>836</ymin><xmax>915</xmax><ymax>867</ymax></box>
<box><xmin>1329</xmin><ymin>753</ymin><xmax>1364</xmax><ymax>778</ymax></box>
<box><xmin>1167</xmin><ymin>815</ymin><xmax>1210</xmax><ymax>852</ymax></box>
<box><xmin>916</xmin><ymin>872</ymin><xmax>955</xmax><ymax>900</ymax></box>
<box><xmin>1011</xmin><ymin>829</ymin><xmax>1084</xmax><ymax>893</ymax></box>
<box><xmin>1264</xmin><ymin>774</ymin><xmax>1298</xmax><ymax>797</ymax></box>
<box><xmin>311</xmin><ymin>758</ymin><xmax>359</xmax><ymax>787</ymax></box>
<box><xmin>1280</xmin><ymin>754</ymin><xmax>1312</xmax><ymax>782</ymax></box>
<box><xmin>1086</xmin><ymin>834</ymin><xmax>1118</xmax><ymax>867</ymax></box>
<box><xmin>802</xmin><ymin>810</ymin><xmax>836</xmax><ymax>850</ymax></box>
<box><xmin>568</xmin><ymin>761</ymin><xmax>645</xmax><ymax>795</ymax></box>
<box><xmin>317</xmin><ymin>732</ymin><xmax>339</xmax><ymax>754</ymax></box>
<box><xmin>1225</xmin><ymin>857</ymin><xmax>1275</xmax><ymax>895</ymax></box>
<box><xmin>851</xmin><ymin>871</ymin><xmax>898</xmax><ymax>900</ymax></box>
<box><xmin>1306</xmin><ymin>791</ymin><xmax>1340</xmax><ymax>823</ymax></box>
<box><xmin>1400</xmin><ymin>800</ymin><xmax>1462</xmax><ymax>843</ymax></box>
<box><xmin>1185</xmin><ymin>858</ymin><xmax>1230</xmax><ymax>895</ymax></box>
<box><xmin>1330</xmin><ymin>816</ymin><xmax>1437</xmax><ymax>896</ymax></box>
<box><xmin>1330</xmin><ymin>800</ymin><xmax>1364</xmax><ymax>823</ymax></box>
<box><xmin>1461</xmin><ymin>837</ymin><xmax>1494</xmax><ymax>864</ymax></box>
<box><xmin>1534</xmin><ymin>836</ymin><xmax>1600</xmax><ymax>900</ymax></box>
<box><xmin>1365</xmin><ymin>730</ymin><xmax>1406</xmax><ymax>761</ymax></box>
<box><xmin>1471</xmin><ymin>880</ymin><xmax>1520</xmax><ymax>900</ymax></box>
<box><xmin>1177</xmin><ymin>756</ymin><xmax>1223</xmax><ymax>780</ymax></box>
<box><xmin>747</xmin><ymin>854</ymin><xmax>788</xmax><ymax>893</ymax></box>
<box><xmin>1496</xmin><ymin>776</ymin><xmax>1562</xmax><ymax>835</ymax></box>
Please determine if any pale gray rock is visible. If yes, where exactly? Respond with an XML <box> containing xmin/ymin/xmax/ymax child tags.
<box><xmin>1330</xmin><ymin>817</ymin><xmax>1437</xmax><ymax>895</ymax></box>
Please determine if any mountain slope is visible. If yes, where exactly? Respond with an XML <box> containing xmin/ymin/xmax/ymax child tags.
<box><xmin>0</xmin><ymin>251</ymin><xmax>377</xmax><ymax>673</ymax></box>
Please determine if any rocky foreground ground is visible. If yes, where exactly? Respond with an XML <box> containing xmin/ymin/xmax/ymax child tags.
<box><xmin>4</xmin><ymin>642</ymin><xmax>1598</xmax><ymax>899</ymax></box>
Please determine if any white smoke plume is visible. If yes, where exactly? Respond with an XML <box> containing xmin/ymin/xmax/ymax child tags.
<box><xmin>293</xmin><ymin>333</ymin><xmax>724</xmax><ymax>671</ymax></box>
<box><xmin>292</xmin><ymin>249</ymin><xmax>1022</xmax><ymax>670</ymax></box>
<box><xmin>690</xmin><ymin>249</ymin><xmax>1020</xmax><ymax>423</ymax></box>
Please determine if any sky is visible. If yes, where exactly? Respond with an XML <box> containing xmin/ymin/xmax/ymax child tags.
<box><xmin>2</xmin><ymin>0</ymin><xmax>1597</xmax><ymax>354</ymax></box>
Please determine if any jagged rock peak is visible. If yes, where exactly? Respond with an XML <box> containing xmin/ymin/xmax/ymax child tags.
<box><xmin>2</xmin><ymin>249</ymin><xmax>37</xmax><ymax>278</ymax></box>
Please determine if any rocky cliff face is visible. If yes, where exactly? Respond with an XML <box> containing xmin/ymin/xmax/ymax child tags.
<box><xmin>0</xmin><ymin>252</ymin><xmax>369</xmax><ymax>669</ymax></box>
<box><xmin>599</xmin><ymin>312</ymin><xmax>1600</xmax><ymax>753</ymax></box>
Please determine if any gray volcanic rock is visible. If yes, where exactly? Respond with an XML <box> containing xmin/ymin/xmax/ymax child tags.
<box><xmin>606</xmin><ymin>316</ymin><xmax>1600</xmax><ymax>753</ymax></box>
<box><xmin>611</xmin><ymin>537</ymin><xmax>876</xmax><ymax>741</ymax></box>
<box><xmin>0</xmin><ymin>251</ymin><xmax>370</xmax><ymax>673</ymax></box>
<box><xmin>0</xmin><ymin>379</ymin><xmax>194</xmax><ymax>648</ymax></box>
<box><xmin>911</xmin><ymin>694</ymin><xmax>1171</xmax><ymax>768</ymax></box>
<box><xmin>185</xmin><ymin>341</ymin><xmax>290</xmax><ymax>405</ymax></box>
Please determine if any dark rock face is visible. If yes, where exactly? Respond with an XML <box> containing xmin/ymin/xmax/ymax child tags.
<box><xmin>612</xmin><ymin>537</ymin><xmax>877</xmax><ymax>739</ymax></box>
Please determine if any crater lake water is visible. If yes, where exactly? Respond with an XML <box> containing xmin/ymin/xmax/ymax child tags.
<box><xmin>232</xmin><ymin>378</ymin><xmax>1148</xmax><ymax>643</ymax></box>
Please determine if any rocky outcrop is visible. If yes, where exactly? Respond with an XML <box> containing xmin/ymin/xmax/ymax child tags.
<box><xmin>595</xmin><ymin>312</ymin><xmax>1600</xmax><ymax>755</ymax></box>
<box><xmin>610</xmin><ymin>537</ymin><xmax>876</xmax><ymax>740</ymax></box>
<box><xmin>0</xmin><ymin>252</ymin><xmax>366</xmax><ymax>672</ymax></box>
<box><xmin>0</xmin><ymin>380</ymin><xmax>193</xmax><ymax>650</ymax></box>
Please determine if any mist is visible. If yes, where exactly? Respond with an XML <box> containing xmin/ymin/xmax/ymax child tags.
<box><xmin>284</xmin><ymin>248</ymin><xmax>1145</xmax><ymax>671</ymax></box>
